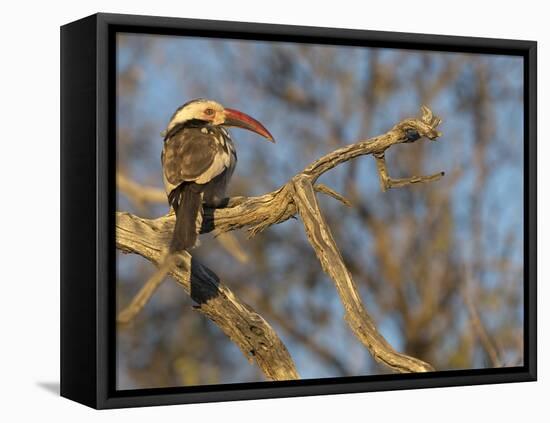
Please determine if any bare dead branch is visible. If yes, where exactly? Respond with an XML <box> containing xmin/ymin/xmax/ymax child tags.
<box><xmin>116</xmin><ymin>213</ymin><xmax>299</xmax><ymax>381</ymax></box>
<box><xmin>116</xmin><ymin>106</ymin><xmax>443</xmax><ymax>375</ymax></box>
<box><xmin>301</xmin><ymin>105</ymin><xmax>442</xmax><ymax>181</ymax></box>
<box><xmin>292</xmin><ymin>176</ymin><xmax>433</xmax><ymax>372</ymax></box>
<box><xmin>117</xmin><ymin>171</ymin><xmax>249</xmax><ymax>263</ymax></box>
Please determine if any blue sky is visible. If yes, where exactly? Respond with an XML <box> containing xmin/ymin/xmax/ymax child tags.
<box><xmin>116</xmin><ymin>33</ymin><xmax>525</xmax><ymax>388</ymax></box>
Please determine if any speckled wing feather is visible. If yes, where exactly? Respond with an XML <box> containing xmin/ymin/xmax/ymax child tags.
<box><xmin>162</xmin><ymin>127</ymin><xmax>221</xmax><ymax>186</ymax></box>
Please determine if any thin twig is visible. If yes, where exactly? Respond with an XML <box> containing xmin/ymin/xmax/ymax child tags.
<box><xmin>373</xmin><ymin>152</ymin><xmax>444</xmax><ymax>192</ymax></box>
<box><xmin>315</xmin><ymin>183</ymin><xmax>352</xmax><ymax>207</ymax></box>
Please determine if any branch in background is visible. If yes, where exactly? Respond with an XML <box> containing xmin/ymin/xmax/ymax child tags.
<box><xmin>214</xmin><ymin>233</ymin><xmax>250</xmax><ymax>264</ymax></box>
<box><xmin>258</xmin><ymin>299</ymin><xmax>352</xmax><ymax>376</ymax></box>
<box><xmin>117</xmin><ymin>172</ymin><xmax>167</xmax><ymax>207</ymax></box>
<box><xmin>117</xmin><ymin>106</ymin><xmax>443</xmax><ymax>375</ymax></box>
<box><xmin>118</xmin><ymin>252</ymin><xmax>186</xmax><ymax>325</ymax></box>
<box><xmin>463</xmin><ymin>266</ymin><xmax>502</xmax><ymax>367</ymax></box>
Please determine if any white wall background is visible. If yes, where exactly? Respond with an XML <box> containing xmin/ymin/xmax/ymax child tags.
<box><xmin>0</xmin><ymin>0</ymin><xmax>545</xmax><ymax>421</ymax></box>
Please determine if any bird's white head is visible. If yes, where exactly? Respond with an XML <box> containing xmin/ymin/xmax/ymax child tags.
<box><xmin>163</xmin><ymin>98</ymin><xmax>274</xmax><ymax>142</ymax></box>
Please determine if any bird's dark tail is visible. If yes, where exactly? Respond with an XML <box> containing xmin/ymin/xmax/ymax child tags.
<box><xmin>168</xmin><ymin>182</ymin><xmax>204</xmax><ymax>252</ymax></box>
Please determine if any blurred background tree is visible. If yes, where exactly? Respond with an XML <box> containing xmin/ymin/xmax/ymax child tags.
<box><xmin>116</xmin><ymin>33</ymin><xmax>524</xmax><ymax>389</ymax></box>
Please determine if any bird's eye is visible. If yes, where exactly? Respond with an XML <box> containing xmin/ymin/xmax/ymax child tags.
<box><xmin>204</xmin><ymin>108</ymin><xmax>215</xmax><ymax>116</ymax></box>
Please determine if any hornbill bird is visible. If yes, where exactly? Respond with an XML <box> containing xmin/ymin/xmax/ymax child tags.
<box><xmin>161</xmin><ymin>98</ymin><xmax>275</xmax><ymax>252</ymax></box>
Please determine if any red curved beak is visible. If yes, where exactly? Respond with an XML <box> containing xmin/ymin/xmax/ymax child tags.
<box><xmin>223</xmin><ymin>108</ymin><xmax>275</xmax><ymax>143</ymax></box>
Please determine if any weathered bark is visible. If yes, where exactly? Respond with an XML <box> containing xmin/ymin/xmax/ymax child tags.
<box><xmin>291</xmin><ymin>176</ymin><xmax>433</xmax><ymax>372</ymax></box>
<box><xmin>117</xmin><ymin>213</ymin><xmax>299</xmax><ymax>381</ymax></box>
<box><xmin>117</xmin><ymin>106</ymin><xmax>443</xmax><ymax>377</ymax></box>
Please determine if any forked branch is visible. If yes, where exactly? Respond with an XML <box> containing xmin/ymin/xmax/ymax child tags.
<box><xmin>116</xmin><ymin>106</ymin><xmax>443</xmax><ymax>378</ymax></box>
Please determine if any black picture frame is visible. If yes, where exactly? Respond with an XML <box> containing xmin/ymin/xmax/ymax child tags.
<box><xmin>60</xmin><ymin>12</ymin><xmax>537</xmax><ymax>409</ymax></box>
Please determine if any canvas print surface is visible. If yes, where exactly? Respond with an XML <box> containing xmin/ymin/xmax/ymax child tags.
<box><xmin>115</xmin><ymin>33</ymin><xmax>524</xmax><ymax>390</ymax></box>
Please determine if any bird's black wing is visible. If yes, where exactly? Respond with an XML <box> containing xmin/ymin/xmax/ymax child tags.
<box><xmin>162</xmin><ymin>127</ymin><xmax>221</xmax><ymax>186</ymax></box>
